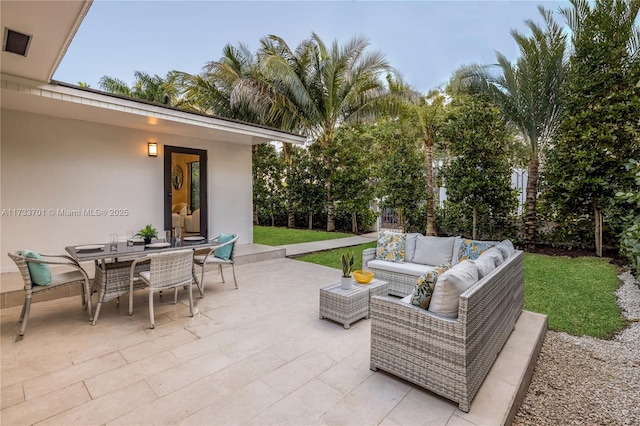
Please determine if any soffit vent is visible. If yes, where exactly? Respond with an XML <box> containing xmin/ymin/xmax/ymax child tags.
<box><xmin>4</xmin><ymin>28</ymin><xmax>32</xmax><ymax>57</ymax></box>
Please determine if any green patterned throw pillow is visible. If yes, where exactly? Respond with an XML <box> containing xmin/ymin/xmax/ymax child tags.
<box><xmin>410</xmin><ymin>262</ymin><xmax>451</xmax><ymax>309</ymax></box>
<box><xmin>456</xmin><ymin>239</ymin><xmax>493</xmax><ymax>263</ymax></box>
<box><xmin>375</xmin><ymin>230</ymin><xmax>406</xmax><ymax>263</ymax></box>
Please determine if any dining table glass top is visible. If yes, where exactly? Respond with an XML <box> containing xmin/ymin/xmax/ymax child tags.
<box><xmin>65</xmin><ymin>238</ymin><xmax>214</xmax><ymax>262</ymax></box>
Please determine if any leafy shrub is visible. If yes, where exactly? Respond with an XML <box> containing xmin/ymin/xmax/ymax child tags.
<box><xmin>617</xmin><ymin>160</ymin><xmax>640</xmax><ymax>280</ymax></box>
<box><xmin>334</xmin><ymin>205</ymin><xmax>377</xmax><ymax>233</ymax></box>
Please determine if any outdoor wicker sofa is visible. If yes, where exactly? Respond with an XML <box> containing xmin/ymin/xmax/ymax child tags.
<box><xmin>369</xmin><ymin>249</ymin><xmax>524</xmax><ymax>412</ymax></box>
<box><xmin>363</xmin><ymin>235</ymin><xmax>503</xmax><ymax>297</ymax></box>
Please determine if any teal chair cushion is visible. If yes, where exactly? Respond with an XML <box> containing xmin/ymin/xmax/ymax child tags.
<box><xmin>22</xmin><ymin>250</ymin><xmax>52</xmax><ymax>286</ymax></box>
<box><xmin>214</xmin><ymin>233</ymin><xmax>234</xmax><ymax>260</ymax></box>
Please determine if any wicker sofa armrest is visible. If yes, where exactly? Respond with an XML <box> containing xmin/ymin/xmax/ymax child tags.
<box><xmin>370</xmin><ymin>295</ymin><xmax>467</xmax><ymax>407</ymax></box>
<box><xmin>362</xmin><ymin>248</ymin><xmax>376</xmax><ymax>271</ymax></box>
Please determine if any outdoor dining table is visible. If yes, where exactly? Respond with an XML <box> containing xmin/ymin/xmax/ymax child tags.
<box><xmin>65</xmin><ymin>237</ymin><xmax>216</xmax><ymax>325</ymax></box>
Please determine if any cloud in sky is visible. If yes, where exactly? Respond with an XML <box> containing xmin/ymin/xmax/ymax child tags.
<box><xmin>55</xmin><ymin>0</ymin><xmax>571</xmax><ymax>94</ymax></box>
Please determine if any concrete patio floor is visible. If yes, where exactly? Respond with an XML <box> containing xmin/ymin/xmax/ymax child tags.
<box><xmin>1</xmin><ymin>249</ymin><xmax>546</xmax><ymax>425</ymax></box>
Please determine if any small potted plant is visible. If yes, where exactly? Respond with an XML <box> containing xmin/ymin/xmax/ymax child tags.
<box><xmin>136</xmin><ymin>224</ymin><xmax>158</xmax><ymax>245</ymax></box>
<box><xmin>340</xmin><ymin>250</ymin><xmax>355</xmax><ymax>289</ymax></box>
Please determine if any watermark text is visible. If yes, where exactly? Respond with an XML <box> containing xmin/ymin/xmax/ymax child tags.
<box><xmin>1</xmin><ymin>208</ymin><xmax>130</xmax><ymax>217</ymax></box>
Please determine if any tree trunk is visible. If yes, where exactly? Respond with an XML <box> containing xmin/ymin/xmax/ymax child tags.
<box><xmin>308</xmin><ymin>212</ymin><xmax>313</xmax><ymax>230</ymax></box>
<box><xmin>472</xmin><ymin>206</ymin><xmax>477</xmax><ymax>240</ymax></box>
<box><xmin>327</xmin><ymin>181</ymin><xmax>335</xmax><ymax>232</ymax></box>
<box><xmin>594</xmin><ymin>200</ymin><xmax>603</xmax><ymax>257</ymax></box>
<box><xmin>524</xmin><ymin>157</ymin><xmax>539</xmax><ymax>250</ymax></box>
<box><xmin>287</xmin><ymin>205</ymin><xmax>295</xmax><ymax>229</ymax></box>
<box><xmin>398</xmin><ymin>207</ymin><xmax>407</xmax><ymax>233</ymax></box>
<box><xmin>352</xmin><ymin>212</ymin><xmax>358</xmax><ymax>234</ymax></box>
<box><xmin>424</xmin><ymin>138</ymin><xmax>437</xmax><ymax>236</ymax></box>
<box><xmin>283</xmin><ymin>143</ymin><xmax>295</xmax><ymax>229</ymax></box>
<box><xmin>253</xmin><ymin>204</ymin><xmax>259</xmax><ymax>226</ymax></box>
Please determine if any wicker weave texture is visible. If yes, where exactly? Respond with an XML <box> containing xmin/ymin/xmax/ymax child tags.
<box><xmin>93</xmin><ymin>259</ymin><xmax>150</xmax><ymax>303</ymax></box>
<box><xmin>319</xmin><ymin>284</ymin><xmax>369</xmax><ymax>329</ymax></box>
<box><xmin>362</xmin><ymin>248</ymin><xmax>418</xmax><ymax>297</ymax></box>
<box><xmin>355</xmin><ymin>279</ymin><xmax>389</xmax><ymax>302</ymax></box>
<box><xmin>145</xmin><ymin>249</ymin><xmax>194</xmax><ymax>290</ymax></box>
<box><xmin>370</xmin><ymin>250</ymin><xmax>524</xmax><ymax>412</ymax></box>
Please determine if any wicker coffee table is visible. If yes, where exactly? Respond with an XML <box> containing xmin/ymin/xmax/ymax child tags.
<box><xmin>319</xmin><ymin>284</ymin><xmax>369</xmax><ymax>329</ymax></box>
<box><xmin>355</xmin><ymin>278</ymin><xmax>389</xmax><ymax>299</ymax></box>
<box><xmin>319</xmin><ymin>278</ymin><xmax>390</xmax><ymax>329</ymax></box>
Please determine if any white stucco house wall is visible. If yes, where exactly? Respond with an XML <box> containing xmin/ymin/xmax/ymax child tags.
<box><xmin>0</xmin><ymin>1</ymin><xmax>305</xmax><ymax>273</ymax></box>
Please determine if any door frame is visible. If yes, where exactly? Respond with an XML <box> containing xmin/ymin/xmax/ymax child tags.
<box><xmin>164</xmin><ymin>145</ymin><xmax>208</xmax><ymax>237</ymax></box>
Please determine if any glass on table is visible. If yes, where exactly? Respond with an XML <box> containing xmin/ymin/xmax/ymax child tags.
<box><xmin>109</xmin><ymin>233</ymin><xmax>118</xmax><ymax>251</ymax></box>
<box><xmin>127</xmin><ymin>230</ymin><xmax>135</xmax><ymax>246</ymax></box>
<box><xmin>175</xmin><ymin>227</ymin><xmax>182</xmax><ymax>241</ymax></box>
<box><xmin>165</xmin><ymin>230</ymin><xmax>172</xmax><ymax>242</ymax></box>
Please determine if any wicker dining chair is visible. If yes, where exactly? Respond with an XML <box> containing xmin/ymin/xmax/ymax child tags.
<box><xmin>7</xmin><ymin>250</ymin><xmax>92</xmax><ymax>339</ymax></box>
<box><xmin>193</xmin><ymin>233</ymin><xmax>239</xmax><ymax>297</ymax></box>
<box><xmin>128</xmin><ymin>249</ymin><xmax>194</xmax><ymax>329</ymax></box>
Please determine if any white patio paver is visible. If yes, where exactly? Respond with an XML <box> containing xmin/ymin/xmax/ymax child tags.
<box><xmin>0</xmin><ymin>256</ymin><xmax>545</xmax><ymax>425</ymax></box>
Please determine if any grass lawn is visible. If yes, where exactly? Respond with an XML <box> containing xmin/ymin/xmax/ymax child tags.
<box><xmin>297</xmin><ymin>243</ymin><xmax>626</xmax><ymax>339</ymax></box>
<box><xmin>253</xmin><ymin>225</ymin><xmax>353</xmax><ymax>246</ymax></box>
<box><xmin>297</xmin><ymin>241</ymin><xmax>377</xmax><ymax>272</ymax></box>
<box><xmin>524</xmin><ymin>253</ymin><xmax>625</xmax><ymax>339</ymax></box>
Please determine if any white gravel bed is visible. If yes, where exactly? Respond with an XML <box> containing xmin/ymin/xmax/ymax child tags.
<box><xmin>514</xmin><ymin>271</ymin><xmax>640</xmax><ymax>425</ymax></box>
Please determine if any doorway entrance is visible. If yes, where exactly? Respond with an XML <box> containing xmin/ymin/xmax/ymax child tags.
<box><xmin>164</xmin><ymin>145</ymin><xmax>208</xmax><ymax>238</ymax></box>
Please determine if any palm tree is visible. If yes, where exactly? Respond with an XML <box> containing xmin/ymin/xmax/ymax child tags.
<box><xmin>99</xmin><ymin>71</ymin><xmax>183</xmax><ymax>107</ymax></box>
<box><xmin>233</xmin><ymin>33</ymin><xmax>391</xmax><ymax>231</ymax></box>
<box><xmin>178</xmin><ymin>43</ymin><xmax>266</xmax><ymax>120</ymax></box>
<box><xmin>99</xmin><ymin>76</ymin><xmax>132</xmax><ymax>97</ymax></box>
<box><xmin>461</xmin><ymin>7</ymin><xmax>568</xmax><ymax>249</ymax></box>
<box><xmin>408</xmin><ymin>91</ymin><xmax>446</xmax><ymax>236</ymax></box>
<box><xmin>385</xmin><ymin>75</ymin><xmax>445</xmax><ymax>235</ymax></box>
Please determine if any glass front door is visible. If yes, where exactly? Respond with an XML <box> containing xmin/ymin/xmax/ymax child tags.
<box><xmin>164</xmin><ymin>146</ymin><xmax>207</xmax><ymax>237</ymax></box>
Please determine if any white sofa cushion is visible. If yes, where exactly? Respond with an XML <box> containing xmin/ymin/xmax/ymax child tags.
<box><xmin>469</xmin><ymin>254</ymin><xmax>496</xmax><ymax>279</ymax></box>
<box><xmin>412</xmin><ymin>236</ymin><xmax>455</xmax><ymax>266</ymax></box>
<box><xmin>496</xmin><ymin>239</ymin><xmax>515</xmax><ymax>259</ymax></box>
<box><xmin>482</xmin><ymin>247</ymin><xmax>504</xmax><ymax>266</ymax></box>
<box><xmin>367</xmin><ymin>259</ymin><xmax>435</xmax><ymax>277</ymax></box>
<box><xmin>404</xmin><ymin>233</ymin><xmax>421</xmax><ymax>262</ymax></box>
<box><xmin>184</xmin><ymin>209</ymin><xmax>200</xmax><ymax>233</ymax></box>
<box><xmin>450</xmin><ymin>236</ymin><xmax>464</xmax><ymax>265</ymax></box>
<box><xmin>172</xmin><ymin>213</ymin><xmax>184</xmax><ymax>229</ymax></box>
<box><xmin>429</xmin><ymin>260</ymin><xmax>479</xmax><ymax>318</ymax></box>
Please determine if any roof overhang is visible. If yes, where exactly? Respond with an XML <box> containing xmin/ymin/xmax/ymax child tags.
<box><xmin>0</xmin><ymin>1</ymin><xmax>306</xmax><ymax>146</ymax></box>
<box><xmin>1</xmin><ymin>74</ymin><xmax>306</xmax><ymax>146</ymax></box>
<box><xmin>1</xmin><ymin>0</ymin><xmax>91</xmax><ymax>83</ymax></box>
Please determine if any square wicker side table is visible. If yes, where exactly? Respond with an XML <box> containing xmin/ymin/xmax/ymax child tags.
<box><xmin>319</xmin><ymin>283</ymin><xmax>369</xmax><ymax>329</ymax></box>
<box><xmin>355</xmin><ymin>278</ymin><xmax>389</xmax><ymax>300</ymax></box>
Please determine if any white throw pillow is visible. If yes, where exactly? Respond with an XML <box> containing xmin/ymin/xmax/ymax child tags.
<box><xmin>496</xmin><ymin>239</ymin><xmax>515</xmax><ymax>259</ymax></box>
<box><xmin>483</xmin><ymin>247</ymin><xmax>504</xmax><ymax>266</ymax></box>
<box><xmin>428</xmin><ymin>260</ymin><xmax>479</xmax><ymax>318</ymax></box>
<box><xmin>470</xmin><ymin>255</ymin><xmax>496</xmax><ymax>279</ymax></box>
<box><xmin>450</xmin><ymin>236</ymin><xmax>464</xmax><ymax>266</ymax></box>
<box><xmin>412</xmin><ymin>236</ymin><xmax>455</xmax><ymax>266</ymax></box>
<box><xmin>404</xmin><ymin>233</ymin><xmax>422</xmax><ymax>262</ymax></box>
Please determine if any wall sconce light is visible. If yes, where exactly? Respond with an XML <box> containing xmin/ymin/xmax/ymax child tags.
<box><xmin>148</xmin><ymin>142</ymin><xmax>158</xmax><ymax>157</ymax></box>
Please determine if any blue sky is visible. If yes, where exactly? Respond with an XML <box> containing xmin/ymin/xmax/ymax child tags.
<box><xmin>54</xmin><ymin>0</ymin><xmax>571</xmax><ymax>94</ymax></box>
